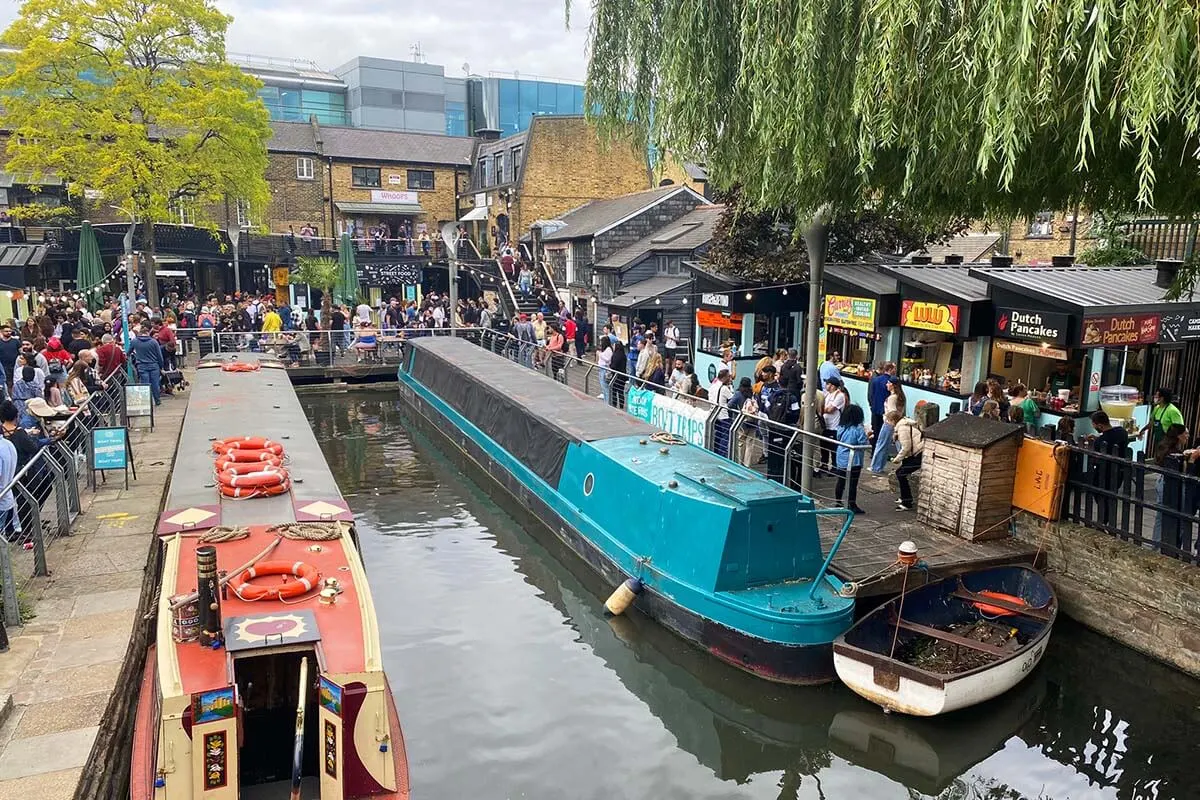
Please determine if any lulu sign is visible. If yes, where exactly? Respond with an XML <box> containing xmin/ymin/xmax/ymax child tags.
<box><xmin>901</xmin><ymin>300</ymin><xmax>960</xmax><ymax>333</ymax></box>
<box><xmin>824</xmin><ymin>295</ymin><xmax>877</xmax><ymax>332</ymax></box>
<box><xmin>1080</xmin><ymin>314</ymin><xmax>1160</xmax><ymax>347</ymax></box>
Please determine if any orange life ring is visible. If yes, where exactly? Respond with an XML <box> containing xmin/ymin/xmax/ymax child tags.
<box><xmin>212</xmin><ymin>440</ymin><xmax>284</xmax><ymax>456</ymax></box>
<box><xmin>214</xmin><ymin>448</ymin><xmax>283</xmax><ymax>463</ymax></box>
<box><xmin>216</xmin><ymin>468</ymin><xmax>289</xmax><ymax>488</ymax></box>
<box><xmin>972</xmin><ymin>591</ymin><xmax>1028</xmax><ymax>617</ymax></box>
<box><xmin>218</xmin><ymin>479</ymin><xmax>291</xmax><ymax>499</ymax></box>
<box><xmin>221</xmin><ymin>362</ymin><xmax>261</xmax><ymax>373</ymax></box>
<box><xmin>217</xmin><ymin>461</ymin><xmax>285</xmax><ymax>475</ymax></box>
<box><xmin>229</xmin><ymin>560</ymin><xmax>318</xmax><ymax>600</ymax></box>
<box><xmin>212</xmin><ymin>437</ymin><xmax>280</xmax><ymax>451</ymax></box>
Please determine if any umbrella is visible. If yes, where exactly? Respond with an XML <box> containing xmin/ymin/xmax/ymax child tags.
<box><xmin>75</xmin><ymin>220</ymin><xmax>106</xmax><ymax>311</ymax></box>
<box><xmin>336</xmin><ymin>232</ymin><xmax>359</xmax><ymax>308</ymax></box>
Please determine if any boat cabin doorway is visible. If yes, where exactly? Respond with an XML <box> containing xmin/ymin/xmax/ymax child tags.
<box><xmin>235</xmin><ymin>648</ymin><xmax>321</xmax><ymax>799</ymax></box>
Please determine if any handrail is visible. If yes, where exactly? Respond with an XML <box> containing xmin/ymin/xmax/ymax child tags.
<box><xmin>808</xmin><ymin>508</ymin><xmax>854</xmax><ymax>603</ymax></box>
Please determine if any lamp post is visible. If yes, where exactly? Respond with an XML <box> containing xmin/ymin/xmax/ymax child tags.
<box><xmin>229</xmin><ymin>227</ymin><xmax>242</xmax><ymax>295</ymax></box>
<box><xmin>113</xmin><ymin>205</ymin><xmax>138</xmax><ymax>380</ymax></box>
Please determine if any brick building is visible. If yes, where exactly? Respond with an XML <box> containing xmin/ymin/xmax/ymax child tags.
<box><xmin>460</xmin><ymin>116</ymin><xmax>655</xmax><ymax>253</ymax></box>
<box><xmin>539</xmin><ymin>184</ymin><xmax>711</xmax><ymax>328</ymax></box>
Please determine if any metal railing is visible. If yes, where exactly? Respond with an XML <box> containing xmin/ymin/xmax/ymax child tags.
<box><xmin>171</xmin><ymin>327</ymin><xmax>410</xmax><ymax>369</ymax></box>
<box><xmin>1061</xmin><ymin>442</ymin><xmax>1200</xmax><ymax>563</ymax></box>
<box><xmin>0</xmin><ymin>371</ymin><xmax>129</xmax><ymax>625</ymax></box>
<box><xmin>466</xmin><ymin>329</ymin><xmax>875</xmax><ymax>509</ymax></box>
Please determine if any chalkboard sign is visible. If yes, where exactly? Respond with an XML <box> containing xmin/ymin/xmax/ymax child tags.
<box><xmin>91</xmin><ymin>427</ymin><xmax>128</xmax><ymax>470</ymax></box>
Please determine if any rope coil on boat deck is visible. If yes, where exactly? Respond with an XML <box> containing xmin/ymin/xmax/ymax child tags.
<box><xmin>649</xmin><ymin>431</ymin><xmax>688</xmax><ymax>446</ymax></box>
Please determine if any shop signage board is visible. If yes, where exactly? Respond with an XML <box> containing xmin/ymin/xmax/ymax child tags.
<box><xmin>995</xmin><ymin>339</ymin><xmax>1069</xmax><ymax>360</ymax></box>
<box><xmin>1080</xmin><ymin>314</ymin><xmax>1160</xmax><ymax>347</ymax></box>
<box><xmin>900</xmin><ymin>300</ymin><xmax>960</xmax><ymax>333</ymax></box>
<box><xmin>368</xmin><ymin>189</ymin><xmax>419</xmax><ymax>205</ymax></box>
<box><xmin>1158</xmin><ymin>312</ymin><xmax>1200</xmax><ymax>342</ymax></box>
<box><xmin>824</xmin><ymin>295</ymin><xmax>877</xmax><ymax>332</ymax></box>
<box><xmin>700</xmin><ymin>292</ymin><xmax>729</xmax><ymax>308</ymax></box>
<box><xmin>994</xmin><ymin>308</ymin><xmax>1069</xmax><ymax>346</ymax></box>
<box><xmin>357</xmin><ymin>263</ymin><xmax>421</xmax><ymax>285</ymax></box>
<box><xmin>696</xmin><ymin>309</ymin><xmax>743</xmax><ymax>330</ymax></box>
<box><xmin>625</xmin><ymin>386</ymin><xmax>708</xmax><ymax>447</ymax></box>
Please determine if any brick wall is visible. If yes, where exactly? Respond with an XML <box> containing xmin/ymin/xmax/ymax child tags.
<box><xmin>1013</xmin><ymin>514</ymin><xmax>1200</xmax><ymax>678</ymax></box>
<box><xmin>515</xmin><ymin>117</ymin><xmax>652</xmax><ymax>234</ymax></box>
<box><xmin>264</xmin><ymin>152</ymin><xmax>328</xmax><ymax>237</ymax></box>
<box><xmin>329</xmin><ymin>161</ymin><xmax>462</xmax><ymax>234</ymax></box>
<box><xmin>1003</xmin><ymin>211</ymin><xmax>1096</xmax><ymax>264</ymax></box>
<box><xmin>655</xmin><ymin>157</ymin><xmax>706</xmax><ymax>197</ymax></box>
<box><xmin>593</xmin><ymin>192</ymin><xmax>705</xmax><ymax>262</ymax></box>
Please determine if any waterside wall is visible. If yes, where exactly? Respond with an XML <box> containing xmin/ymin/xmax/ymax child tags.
<box><xmin>1013</xmin><ymin>515</ymin><xmax>1200</xmax><ymax>679</ymax></box>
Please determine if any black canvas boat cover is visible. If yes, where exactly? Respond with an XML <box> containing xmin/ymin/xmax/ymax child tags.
<box><xmin>406</xmin><ymin>337</ymin><xmax>656</xmax><ymax>485</ymax></box>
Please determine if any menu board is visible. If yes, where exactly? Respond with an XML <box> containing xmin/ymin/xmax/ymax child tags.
<box><xmin>824</xmin><ymin>295</ymin><xmax>877</xmax><ymax>332</ymax></box>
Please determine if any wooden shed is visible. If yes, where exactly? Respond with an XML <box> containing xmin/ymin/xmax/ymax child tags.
<box><xmin>916</xmin><ymin>415</ymin><xmax>1024</xmax><ymax>542</ymax></box>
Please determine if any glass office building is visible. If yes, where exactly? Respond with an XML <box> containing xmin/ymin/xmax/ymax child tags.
<box><xmin>493</xmin><ymin>79</ymin><xmax>586</xmax><ymax>136</ymax></box>
<box><xmin>257</xmin><ymin>86</ymin><xmax>348</xmax><ymax>126</ymax></box>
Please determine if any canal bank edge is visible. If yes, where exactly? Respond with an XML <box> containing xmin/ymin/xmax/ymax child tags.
<box><xmin>0</xmin><ymin>395</ymin><xmax>187</xmax><ymax>800</ymax></box>
<box><xmin>1013</xmin><ymin>515</ymin><xmax>1200</xmax><ymax>678</ymax></box>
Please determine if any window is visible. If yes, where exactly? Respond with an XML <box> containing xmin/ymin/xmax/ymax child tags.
<box><xmin>495</xmin><ymin>152</ymin><xmax>506</xmax><ymax>184</ymax></box>
<box><xmin>170</xmin><ymin>198</ymin><xmax>195</xmax><ymax>226</ymax></box>
<box><xmin>656</xmin><ymin>255</ymin><xmax>683</xmax><ymax>276</ymax></box>
<box><xmin>407</xmin><ymin>170</ymin><xmax>435</xmax><ymax>191</ymax></box>
<box><xmin>511</xmin><ymin>146</ymin><xmax>523</xmax><ymax>181</ymax></box>
<box><xmin>1027</xmin><ymin>210</ymin><xmax>1055</xmax><ymax>237</ymax></box>
<box><xmin>351</xmin><ymin>167</ymin><xmax>381</xmax><ymax>188</ymax></box>
<box><xmin>296</xmin><ymin>157</ymin><xmax>314</xmax><ymax>180</ymax></box>
<box><xmin>235</xmin><ymin>199</ymin><xmax>253</xmax><ymax>228</ymax></box>
<box><xmin>483</xmin><ymin>156</ymin><xmax>494</xmax><ymax>188</ymax></box>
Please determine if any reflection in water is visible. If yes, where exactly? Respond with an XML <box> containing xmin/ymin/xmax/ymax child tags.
<box><xmin>304</xmin><ymin>393</ymin><xmax>1200</xmax><ymax>800</ymax></box>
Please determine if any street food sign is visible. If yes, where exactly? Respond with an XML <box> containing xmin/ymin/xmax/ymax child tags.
<box><xmin>1080</xmin><ymin>314</ymin><xmax>1160</xmax><ymax>347</ymax></box>
<box><xmin>1158</xmin><ymin>312</ymin><xmax>1200</xmax><ymax>342</ymax></box>
<box><xmin>901</xmin><ymin>300</ymin><xmax>960</xmax><ymax>333</ymax></box>
<box><xmin>700</xmin><ymin>292</ymin><xmax>729</xmax><ymax>308</ymax></box>
<box><xmin>994</xmin><ymin>308</ymin><xmax>1069</xmax><ymax>346</ymax></box>
<box><xmin>824</xmin><ymin>295</ymin><xmax>877</xmax><ymax>332</ymax></box>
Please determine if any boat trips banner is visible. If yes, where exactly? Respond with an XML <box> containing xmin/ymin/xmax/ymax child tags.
<box><xmin>626</xmin><ymin>386</ymin><xmax>708</xmax><ymax>446</ymax></box>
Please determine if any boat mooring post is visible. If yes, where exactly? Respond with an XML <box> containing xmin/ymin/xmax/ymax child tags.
<box><xmin>196</xmin><ymin>545</ymin><xmax>223</xmax><ymax>648</ymax></box>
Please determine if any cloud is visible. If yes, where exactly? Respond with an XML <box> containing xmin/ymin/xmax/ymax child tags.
<box><xmin>1</xmin><ymin>0</ymin><xmax>593</xmax><ymax>82</ymax></box>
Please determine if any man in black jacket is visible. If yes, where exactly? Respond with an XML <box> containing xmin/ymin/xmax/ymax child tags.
<box><xmin>779</xmin><ymin>348</ymin><xmax>802</xmax><ymax>396</ymax></box>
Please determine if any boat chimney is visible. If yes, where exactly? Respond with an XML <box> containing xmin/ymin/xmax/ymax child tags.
<box><xmin>196</xmin><ymin>545</ymin><xmax>224</xmax><ymax>648</ymax></box>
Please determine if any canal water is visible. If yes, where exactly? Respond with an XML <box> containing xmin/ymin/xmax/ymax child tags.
<box><xmin>304</xmin><ymin>393</ymin><xmax>1200</xmax><ymax>800</ymax></box>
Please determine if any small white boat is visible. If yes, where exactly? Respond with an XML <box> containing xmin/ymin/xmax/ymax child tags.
<box><xmin>833</xmin><ymin>566</ymin><xmax>1057</xmax><ymax>716</ymax></box>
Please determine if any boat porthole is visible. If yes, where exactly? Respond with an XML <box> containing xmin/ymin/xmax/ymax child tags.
<box><xmin>583</xmin><ymin>473</ymin><xmax>595</xmax><ymax>496</ymax></box>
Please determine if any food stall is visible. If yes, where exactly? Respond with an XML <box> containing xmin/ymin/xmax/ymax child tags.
<box><xmin>970</xmin><ymin>264</ymin><xmax>1200</xmax><ymax>450</ymax></box>
<box><xmin>879</xmin><ymin>265</ymin><xmax>995</xmax><ymax>418</ymax></box>
<box><xmin>819</xmin><ymin>263</ymin><xmax>903</xmax><ymax>412</ymax></box>
<box><xmin>987</xmin><ymin>306</ymin><xmax>1089</xmax><ymax>417</ymax></box>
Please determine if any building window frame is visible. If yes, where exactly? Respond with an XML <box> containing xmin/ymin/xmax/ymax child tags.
<box><xmin>511</xmin><ymin>146</ymin><xmax>523</xmax><ymax>181</ymax></box>
<box><xmin>407</xmin><ymin>169</ymin><xmax>435</xmax><ymax>191</ymax></box>
<box><xmin>495</xmin><ymin>152</ymin><xmax>506</xmax><ymax>185</ymax></box>
<box><xmin>351</xmin><ymin>166</ymin><xmax>382</xmax><ymax>188</ymax></box>
<box><xmin>483</xmin><ymin>156</ymin><xmax>494</xmax><ymax>188</ymax></box>
<box><xmin>296</xmin><ymin>157</ymin><xmax>315</xmax><ymax>180</ymax></box>
<box><xmin>1027</xmin><ymin>210</ymin><xmax>1055</xmax><ymax>238</ymax></box>
<box><xmin>170</xmin><ymin>197</ymin><xmax>196</xmax><ymax>226</ymax></box>
<box><xmin>235</xmin><ymin>199</ymin><xmax>253</xmax><ymax>228</ymax></box>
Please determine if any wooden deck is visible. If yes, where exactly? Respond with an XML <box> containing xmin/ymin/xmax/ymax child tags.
<box><xmin>815</xmin><ymin>471</ymin><xmax>1041</xmax><ymax>597</ymax></box>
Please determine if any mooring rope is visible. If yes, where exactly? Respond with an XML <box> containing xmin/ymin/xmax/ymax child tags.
<box><xmin>267</xmin><ymin>522</ymin><xmax>345</xmax><ymax>540</ymax></box>
<box><xmin>200</xmin><ymin>526</ymin><xmax>251</xmax><ymax>542</ymax></box>
<box><xmin>650</xmin><ymin>431</ymin><xmax>688</xmax><ymax>446</ymax></box>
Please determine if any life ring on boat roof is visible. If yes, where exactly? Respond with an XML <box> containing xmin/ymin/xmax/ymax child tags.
<box><xmin>229</xmin><ymin>560</ymin><xmax>318</xmax><ymax>600</ymax></box>
<box><xmin>212</xmin><ymin>438</ymin><xmax>284</xmax><ymax>455</ymax></box>
<box><xmin>217</xmin><ymin>461</ymin><xmax>286</xmax><ymax>475</ymax></box>
<box><xmin>971</xmin><ymin>591</ymin><xmax>1029</xmax><ymax>617</ymax></box>
<box><xmin>217</xmin><ymin>479</ymin><xmax>291</xmax><ymax>499</ymax></box>
<box><xmin>214</xmin><ymin>448</ymin><xmax>284</xmax><ymax>463</ymax></box>
<box><xmin>221</xmin><ymin>361</ymin><xmax>261</xmax><ymax>373</ymax></box>
<box><xmin>215</xmin><ymin>453</ymin><xmax>283</xmax><ymax>469</ymax></box>
<box><xmin>215</xmin><ymin>467</ymin><xmax>289</xmax><ymax>488</ymax></box>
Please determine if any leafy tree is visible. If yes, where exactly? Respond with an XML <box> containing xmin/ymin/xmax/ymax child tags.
<box><xmin>297</xmin><ymin>256</ymin><xmax>339</xmax><ymax>329</ymax></box>
<box><xmin>1077</xmin><ymin>213</ymin><xmax>1149</xmax><ymax>268</ymax></box>
<box><xmin>707</xmin><ymin>188</ymin><xmax>969</xmax><ymax>282</ymax></box>
<box><xmin>580</xmin><ymin>1</ymin><xmax>1200</xmax><ymax>231</ymax></box>
<box><xmin>0</xmin><ymin>0</ymin><xmax>272</xmax><ymax>308</ymax></box>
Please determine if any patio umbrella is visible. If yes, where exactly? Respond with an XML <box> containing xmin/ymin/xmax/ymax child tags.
<box><xmin>336</xmin><ymin>232</ymin><xmax>359</xmax><ymax>308</ymax></box>
<box><xmin>75</xmin><ymin>220</ymin><xmax>106</xmax><ymax>311</ymax></box>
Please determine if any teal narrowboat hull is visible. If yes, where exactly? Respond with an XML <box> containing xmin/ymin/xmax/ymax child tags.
<box><xmin>397</xmin><ymin>338</ymin><xmax>855</xmax><ymax>684</ymax></box>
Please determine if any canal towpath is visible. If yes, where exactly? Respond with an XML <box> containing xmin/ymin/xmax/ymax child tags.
<box><xmin>0</xmin><ymin>397</ymin><xmax>186</xmax><ymax>800</ymax></box>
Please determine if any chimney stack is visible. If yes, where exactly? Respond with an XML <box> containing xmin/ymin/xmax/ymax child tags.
<box><xmin>1156</xmin><ymin>259</ymin><xmax>1184</xmax><ymax>290</ymax></box>
<box><xmin>1051</xmin><ymin>254</ymin><xmax>1075</xmax><ymax>268</ymax></box>
<box><xmin>990</xmin><ymin>254</ymin><xmax>1014</xmax><ymax>268</ymax></box>
<box><xmin>911</xmin><ymin>254</ymin><xmax>933</xmax><ymax>265</ymax></box>
<box><xmin>944</xmin><ymin>254</ymin><xmax>964</xmax><ymax>265</ymax></box>
<box><xmin>474</xmin><ymin>127</ymin><xmax>502</xmax><ymax>142</ymax></box>
<box><xmin>196</xmin><ymin>545</ymin><xmax>224</xmax><ymax>649</ymax></box>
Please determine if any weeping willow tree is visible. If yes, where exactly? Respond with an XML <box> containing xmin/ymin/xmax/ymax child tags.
<box><xmin>580</xmin><ymin>0</ymin><xmax>1200</xmax><ymax>234</ymax></box>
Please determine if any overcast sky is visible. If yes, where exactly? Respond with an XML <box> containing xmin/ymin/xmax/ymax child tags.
<box><xmin>0</xmin><ymin>0</ymin><xmax>593</xmax><ymax>82</ymax></box>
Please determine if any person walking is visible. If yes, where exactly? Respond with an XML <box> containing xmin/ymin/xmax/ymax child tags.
<box><xmin>890</xmin><ymin>411</ymin><xmax>925</xmax><ymax>511</ymax></box>
<box><xmin>820</xmin><ymin>377</ymin><xmax>848</xmax><ymax>475</ymax></box>
<box><xmin>128</xmin><ymin>324</ymin><xmax>165</xmax><ymax>406</ymax></box>
<box><xmin>609</xmin><ymin>341</ymin><xmax>628</xmax><ymax>409</ymax></box>
<box><xmin>867</xmin><ymin>361</ymin><xmax>894</xmax><ymax>443</ymax></box>
<box><xmin>834</xmin><ymin>403</ymin><xmax>869</xmax><ymax>514</ymax></box>
<box><xmin>596</xmin><ymin>336</ymin><xmax>613</xmax><ymax>403</ymax></box>
<box><xmin>870</xmin><ymin>378</ymin><xmax>906</xmax><ymax>473</ymax></box>
<box><xmin>709</xmin><ymin>368</ymin><xmax>734</xmax><ymax>458</ymax></box>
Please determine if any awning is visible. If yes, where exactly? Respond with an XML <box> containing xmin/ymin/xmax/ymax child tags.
<box><xmin>335</xmin><ymin>201</ymin><xmax>424</xmax><ymax>215</ymax></box>
<box><xmin>605</xmin><ymin>276</ymin><xmax>691</xmax><ymax>310</ymax></box>
<box><xmin>458</xmin><ymin>206</ymin><xmax>489</xmax><ymax>222</ymax></box>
